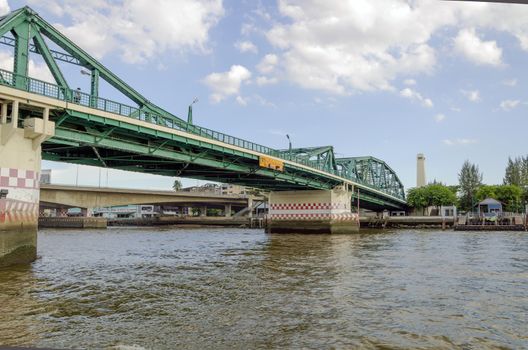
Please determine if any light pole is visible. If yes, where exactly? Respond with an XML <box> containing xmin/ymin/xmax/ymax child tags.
<box><xmin>188</xmin><ymin>97</ymin><xmax>199</xmax><ymax>125</ymax></box>
<box><xmin>286</xmin><ymin>134</ymin><xmax>292</xmax><ymax>159</ymax></box>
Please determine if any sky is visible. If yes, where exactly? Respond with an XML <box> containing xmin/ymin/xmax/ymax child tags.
<box><xmin>2</xmin><ymin>0</ymin><xmax>528</xmax><ymax>191</ymax></box>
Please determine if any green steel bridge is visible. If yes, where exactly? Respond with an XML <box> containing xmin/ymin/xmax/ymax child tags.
<box><xmin>0</xmin><ymin>7</ymin><xmax>407</xmax><ymax>211</ymax></box>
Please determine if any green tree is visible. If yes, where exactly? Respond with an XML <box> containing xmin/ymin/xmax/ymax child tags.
<box><xmin>407</xmin><ymin>184</ymin><xmax>457</xmax><ymax>214</ymax></box>
<box><xmin>426</xmin><ymin>183</ymin><xmax>457</xmax><ymax>208</ymax></box>
<box><xmin>407</xmin><ymin>187</ymin><xmax>428</xmax><ymax>214</ymax></box>
<box><xmin>495</xmin><ymin>185</ymin><xmax>523</xmax><ymax>212</ymax></box>
<box><xmin>476</xmin><ymin>185</ymin><xmax>498</xmax><ymax>202</ymax></box>
<box><xmin>476</xmin><ymin>184</ymin><xmax>523</xmax><ymax>213</ymax></box>
<box><xmin>458</xmin><ymin>160</ymin><xmax>483</xmax><ymax>211</ymax></box>
<box><xmin>172</xmin><ymin>179</ymin><xmax>182</xmax><ymax>191</ymax></box>
<box><xmin>504</xmin><ymin>157</ymin><xmax>522</xmax><ymax>186</ymax></box>
<box><xmin>522</xmin><ymin>156</ymin><xmax>528</xmax><ymax>186</ymax></box>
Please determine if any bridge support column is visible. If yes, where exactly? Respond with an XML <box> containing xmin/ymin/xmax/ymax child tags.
<box><xmin>200</xmin><ymin>206</ymin><xmax>207</xmax><ymax>217</ymax></box>
<box><xmin>80</xmin><ymin>208</ymin><xmax>93</xmax><ymax>217</ymax></box>
<box><xmin>266</xmin><ymin>187</ymin><xmax>359</xmax><ymax>234</ymax></box>
<box><xmin>0</xmin><ymin>101</ymin><xmax>55</xmax><ymax>267</ymax></box>
<box><xmin>224</xmin><ymin>204</ymin><xmax>231</xmax><ymax>217</ymax></box>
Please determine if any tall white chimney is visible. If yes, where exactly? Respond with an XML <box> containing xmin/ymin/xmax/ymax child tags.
<box><xmin>417</xmin><ymin>153</ymin><xmax>426</xmax><ymax>187</ymax></box>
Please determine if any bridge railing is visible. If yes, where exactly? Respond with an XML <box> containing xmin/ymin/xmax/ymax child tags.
<box><xmin>0</xmin><ymin>69</ymin><xmax>404</xmax><ymax>200</ymax></box>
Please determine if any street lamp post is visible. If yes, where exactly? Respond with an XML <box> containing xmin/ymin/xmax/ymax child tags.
<box><xmin>286</xmin><ymin>134</ymin><xmax>292</xmax><ymax>160</ymax></box>
<box><xmin>188</xmin><ymin>97</ymin><xmax>199</xmax><ymax>125</ymax></box>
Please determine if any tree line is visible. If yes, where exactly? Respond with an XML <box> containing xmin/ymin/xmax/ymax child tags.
<box><xmin>407</xmin><ymin>157</ymin><xmax>528</xmax><ymax>213</ymax></box>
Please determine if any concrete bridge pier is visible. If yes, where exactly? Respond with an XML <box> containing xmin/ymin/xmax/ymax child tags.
<box><xmin>224</xmin><ymin>204</ymin><xmax>232</xmax><ymax>217</ymax></box>
<box><xmin>0</xmin><ymin>100</ymin><xmax>55</xmax><ymax>266</ymax></box>
<box><xmin>266</xmin><ymin>186</ymin><xmax>359</xmax><ymax>234</ymax></box>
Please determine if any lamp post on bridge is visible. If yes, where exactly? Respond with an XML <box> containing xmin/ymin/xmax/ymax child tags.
<box><xmin>286</xmin><ymin>134</ymin><xmax>292</xmax><ymax>160</ymax></box>
<box><xmin>188</xmin><ymin>97</ymin><xmax>199</xmax><ymax>125</ymax></box>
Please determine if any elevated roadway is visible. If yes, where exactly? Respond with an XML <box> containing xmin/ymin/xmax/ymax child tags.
<box><xmin>39</xmin><ymin>184</ymin><xmax>253</xmax><ymax>210</ymax></box>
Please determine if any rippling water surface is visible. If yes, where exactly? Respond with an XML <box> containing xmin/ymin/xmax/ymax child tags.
<box><xmin>0</xmin><ymin>228</ymin><xmax>527</xmax><ymax>349</ymax></box>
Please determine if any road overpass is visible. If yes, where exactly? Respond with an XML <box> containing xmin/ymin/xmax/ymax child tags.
<box><xmin>40</xmin><ymin>184</ymin><xmax>253</xmax><ymax>214</ymax></box>
<box><xmin>0</xmin><ymin>7</ymin><xmax>408</xmax><ymax>266</ymax></box>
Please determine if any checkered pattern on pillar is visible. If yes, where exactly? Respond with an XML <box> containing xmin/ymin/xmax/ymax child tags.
<box><xmin>269</xmin><ymin>202</ymin><xmax>358</xmax><ymax>221</ymax></box>
<box><xmin>0</xmin><ymin>168</ymin><xmax>39</xmax><ymax>189</ymax></box>
<box><xmin>0</xmin><ymin>167</ymin><xmax>40</xmax><ymax>225</ymax></box>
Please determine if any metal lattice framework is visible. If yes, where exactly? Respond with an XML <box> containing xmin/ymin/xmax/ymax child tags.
<box><xmin>0</xmin><ymin>6</ymin><xmax>407</xmax><ymax>211</ymax></box>
<box><xmin>277</xmin><ymin>146</ymin><xmax>337</xmax><ymax>173</ymax></box>
<box><xmin>336</xmin><ymin>157</ymin><xmax>405</xmax><ymax>199</ymax></box>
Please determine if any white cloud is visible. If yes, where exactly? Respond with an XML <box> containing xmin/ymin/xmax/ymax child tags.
<box><xmin>400</xmin><ymin>88</ymin><xmax>433</xmax><ymax>108</ymax></box>
<box><xmin>0</xmin><ymin>50</ymin><xmax>54</xmax><ymax>83</ymax></box>
<box><xmin>454</xmin><ymin>28</ymin><xmax>502</xmax><ymax>66</ymax></box>
<box><xmin>233</xmin><ymin>94</ymin><xmax>277</xmax><ymax>107</ymax></box>
<box><xmin>0</xmin><ymin>0</ymin><xmax>9</xmax><ymax>16</ymax></box>
<box><xmin>256</xmin><ymin>76</ymin><xmax>278</xmax><ymax>86</ymax></box>
<box><xmin>31</xmin><ymin>0</ymin><xmax>224</xmax><ymax>63</ymax></box>
<box><xmin>235</xmin><ymin>95</ymin><xmax>248</xmax><ymax>106</ymax></box>
<box><xmin>403</xmin><ymin>79</ymin><xmax>416</xmax><ymax>86</ymax></box>
<box><xmin>266</xmin><ymin>0</ymin><xmax>443</xmax><ymax>93</ymax></box>
<box><xmin>204</xmin><ymin>65</ymin><xmax>252</xmax><ymax>103</ymax></box>
<box><xmin>234</xmin><ymin>40</ymin><xmax>258</xmax><ymax>54</ymax></box>
<box><xmin>434</xmin><ymin>113</ymin><xmax>445</xmax><ymax>123</ymax></box>
<box><xmin>257</xmin><ymin>54</ymin><xmax>278</xmax><ymax>74</ymax></box>
<box><xmin>500</xmin><ymin>99</ymin><xmax>520</xmax><ymax>111</ymax></box>
<box><xmin>461</xmin><ymin>89</ymin><xmax>481</xmax><ymax>102</ymax></box>
<box><xmin>443</xmin><ymin>138</ymin><xmax>477</xmax><ymax>146</ymax></box>
<box><xmin>263</xmin><ymin>1</ymin><xmax>528</xmax><ymax>94</ymax></box>
<box><xmin>502</xmin><ymin>79</ymin><xmax>517</xmax><ymax>87</ymax></box>
<box><xmin>252</xmin><ymin>94</ymin><xmax>276</xmax><ymax>107</ymax></box>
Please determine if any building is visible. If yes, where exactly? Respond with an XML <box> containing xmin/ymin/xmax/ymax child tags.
<box><xmin>221</xmin><ymin>184</ymin><xmax>248</xmax><ymax>195</ymax></box>
<box><xmin>475</xmin><ymin>198</ymin><xmax>502</xmax><ymax>216</ymax></box>
<box><xmin>182</xmin><ymin>183</ymin><xmax>221</xmax><ymax>194</ymax></box>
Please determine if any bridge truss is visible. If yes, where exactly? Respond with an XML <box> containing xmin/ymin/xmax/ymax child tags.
<box><xmin>0</xmin><ymin>6</ymin><xmax>407</xmax><ymax>211</ymax></box>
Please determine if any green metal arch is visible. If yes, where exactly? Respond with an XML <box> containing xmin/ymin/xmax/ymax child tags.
<box><xmin>335</xmin><ymin>156</ymin><xmax>405</xmax><ymax>200</ymax></box>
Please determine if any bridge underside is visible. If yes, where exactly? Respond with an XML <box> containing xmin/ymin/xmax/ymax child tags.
<box><xmin>42</xmin><ymin>127</ymin><xmax>401</xmax><ymax>212</ymax></box>
<box><xmin>42</xmin><ymin>113</ymin><xmax>328</xmax><ymax>191</ymax></box>
<box><xmin>36</xmin><ymin>106</ymin><xmax>405</xmax><ymax>212</ymax></box>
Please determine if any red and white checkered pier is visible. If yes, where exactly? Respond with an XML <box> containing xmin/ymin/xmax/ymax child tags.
<box><xmin>266</xmin><ymin>188</ymin><xmax>359</xmax><ymax>234</ymax></box>
<box><xmin>0</xmin><ymin>99</ymin><xmax>55</xmax><ymax>266</ymax></box>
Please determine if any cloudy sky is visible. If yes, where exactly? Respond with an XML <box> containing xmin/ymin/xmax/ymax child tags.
<box><xmin>2</xmin><ymin>0</ymin><xmax>528</xmax><ymax>191</ymax></box>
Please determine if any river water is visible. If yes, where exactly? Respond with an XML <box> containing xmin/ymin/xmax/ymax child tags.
<box><xmin>0</xmin><ymin>228</ymin><xmax>527</xmax><ymax>349</ymax></box>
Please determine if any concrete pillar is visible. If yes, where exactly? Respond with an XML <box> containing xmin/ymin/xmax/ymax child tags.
<box><xmin>247</xmin><ymin>196</ymin><xmax>254</xmax><ymax>219</ymax></box>
<box><xmin>80</xmin><ymin>208</ymin><xmax>93</xmax><ymax>217</ymax></box>
<box><xmin>267</xmin><ymin>186</ymin><xmax>359</xmax><ymax>234</ymax></box>
<box><xmin>224</xmin><ymin>203</ymin><xmax>232</xmax><ymax>217</ymax></box>
<box><xmin>0</xmin><ymin>102</ymin><xmax>55</xmax><ymax>267</ymax></box>
<box><xmin>11</xmin><ymin>100</ymin><xmax>18</xmax><ymax>126</ymax></box>
<box><xmin>0</xmin><ymin>103</ymin><xmax>7</xmax><ymax>124</ymax></box>
<box><xmin>417</xmin><ymin>153</ymin><xmax>426</xmax><ymax>187</ymax></box>
<box><xmin>200</xmin><ymin>206</ymin><xmax>207</xmax><ymax>217</ymax></box>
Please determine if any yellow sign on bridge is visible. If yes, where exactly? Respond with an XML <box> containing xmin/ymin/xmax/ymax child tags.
<box><xmin>259</xmin><ymin>156</ymin><xmax>284</xmax><ymax>172</ymax></box>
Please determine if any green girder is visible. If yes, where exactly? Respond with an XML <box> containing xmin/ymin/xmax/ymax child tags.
<box><xmin>32</xmin><ymin>31</ymin><xmax>69</xmax><ymax>91</ymax></box>
<box><xmin>0</xmin><ymin>6</ymin><xmax>407</xmax><ymax>211</ymax></box>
